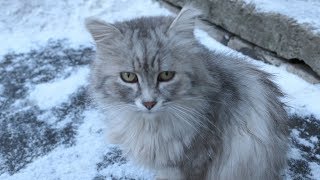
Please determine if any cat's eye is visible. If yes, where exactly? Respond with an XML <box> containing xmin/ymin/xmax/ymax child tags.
<box><xmin>158</xmin><ymin>71</ymin><xmax>175</xmax><ymax>82</ymax></box>
<box><xmin>120</xmin><ymin>72</ymin><xmax>138</xmax><ymax>83</ymax></box>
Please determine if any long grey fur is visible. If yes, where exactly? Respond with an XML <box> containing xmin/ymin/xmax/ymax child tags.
<box><xmin>86</xmin><ymin>6</ymin><xmax>288</xmax><ymax>180</ymax></box>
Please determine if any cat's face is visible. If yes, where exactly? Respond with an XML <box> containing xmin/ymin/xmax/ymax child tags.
<box><xmin>104</xmin><ymin>62</ymin><xmax>191</xmax><ymax>113</ymax></box>
<box><xmin>94</xmin><ymin>43</ymin><xmax>194</xmax><ymax>113</ymax></box>
<box><xmin>86</xmin><ymin>9</ymin><xmax>215</xmax><ymax>115</ymax></box>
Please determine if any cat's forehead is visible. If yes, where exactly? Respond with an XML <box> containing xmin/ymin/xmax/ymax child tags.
<box><xmin>114</xmin><ymin>16</ymin><xmax>173</xmax><ymax>35</ymax></box>
<box><xmin>101</xmin><ymin>35</ymin><xmax>174</xmax><ymax>73</ymax></box>
<box><xmin>129</xmin><ymin>40</ymin><xmax>173</xmax><ymax>72</ymax></box>
<box><xmin>96</xmin><ymin>16</ymin><xmax>195</xmax><ymax>73</ymax></box>
<box><xmin>113</xmin><ymin>17</ymin><xmax>175</xmax><ymax>71</ymax></box>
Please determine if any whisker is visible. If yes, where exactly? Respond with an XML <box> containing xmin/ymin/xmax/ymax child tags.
<box><xmin>168</xmin><ymin>106</ymin><xmax>215</xmax><ymax>158</ymax></box>
<box><xmin>170</xmin><ymin>105</ymin><xmax>209</xmax><ymax>133</ymax></box>
<box><xmin>171</xmin><ymin>104</ymin><xmax>223</xmax><ymax>136</ymax></box>
<box><xmin>168</xmin><ymin>106</ymin><xmax>202</xmax><ymax>136</ymax></box>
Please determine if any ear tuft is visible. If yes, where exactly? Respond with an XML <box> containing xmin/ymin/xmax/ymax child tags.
<box><xmin>167</xmin><ymin>6</ymin><xmax>201</xmax><ymax>34</ymax></box>
<box><xmin>85</xmin><ymin>18</ymin><xmax>122</xmax><ymax>42</ymax></box>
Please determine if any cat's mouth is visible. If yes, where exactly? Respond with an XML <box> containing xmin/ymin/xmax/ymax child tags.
<box><xmin>138</xmin><ymin>107</ymin><xmax>162</xmax><ymax>114</ymax></box>
<box><xmin>136</xmin><ymin>105</ymin><xmax>170</xmax><ymax>116</ymax></box>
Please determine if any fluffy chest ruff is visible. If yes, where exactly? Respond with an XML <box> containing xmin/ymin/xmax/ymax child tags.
<box><xmin>106</xmin><ymin>111</ymin><xmax>198</xmax><ymax>168</ymax></box>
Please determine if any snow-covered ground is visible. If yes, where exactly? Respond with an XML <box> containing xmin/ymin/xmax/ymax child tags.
<box><xmin>0</xmin><ymin>0</ymin><xmax>319</xmax><ymax>179</ymax></box>
<box><xmin>244</xmin><ymin>0</ymin><xmax>320</xmax><ymax>34</ymax></box>
<box><xmin>0</xmin><ymin>0</ymin><xmax>171</xmax><ymax>56</ymax></box>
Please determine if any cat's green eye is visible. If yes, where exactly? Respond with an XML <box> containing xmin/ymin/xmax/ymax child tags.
<box><xmin>158</xmin><ymin>71</ymin><xmax>175</xmax><ymax>82</ymax></box>
<box><xmin>120</xmin><ymin>72</ymin><xmax>138</xmax><ymax>83</ymax></box>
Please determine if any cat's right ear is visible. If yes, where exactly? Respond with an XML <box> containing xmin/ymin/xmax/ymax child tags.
<box><xmin>167</xmin><ymin>6</ymin><xmax>201</xmax><ymax>35</ymax></box>
<box><xmin>85</xmin><ymin>18</ymin><xmax>122</xmax><ymax>43</ymax></box>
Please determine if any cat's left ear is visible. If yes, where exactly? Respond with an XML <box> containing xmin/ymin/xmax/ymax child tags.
<box><xmin>85</xmin><ymin>18</ymin><xmax>122</xmax><ymax>43</ymax></box>
<box><xmin>167</xmin><ymin>6</ymin><xmax>201</xmax><ymax>35</ymax></box>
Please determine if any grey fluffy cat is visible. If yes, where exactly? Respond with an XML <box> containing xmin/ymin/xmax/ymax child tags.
<box><xmin>86</xmin><ymin>7</ymin><xmax>288</xmax><ymax>180</ymax></box>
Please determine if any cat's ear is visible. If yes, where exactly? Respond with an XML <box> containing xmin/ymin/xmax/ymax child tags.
<box><xmin>85</xmin><ymin>18</ymin><xmax>122</xmax><ymax>42</ymax></box>
<box><xmin>167</xmin><ymin>6</ymin><xmax>201</xmax><ymax>35</ymax></box>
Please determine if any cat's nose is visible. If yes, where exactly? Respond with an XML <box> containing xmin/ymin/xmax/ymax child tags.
<box><xmin>143</xmin><ymin>101</ymin><xmax>157</xmax><ymax>110</ymax></box>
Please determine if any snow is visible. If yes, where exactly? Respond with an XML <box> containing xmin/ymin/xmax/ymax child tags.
<box><xmin>288</xmin><ymin>147</ymin><xmax>303</xmax><ymax>160</ymax></box>
<box><xmin>291</xmin><ymin>129</ymin><xmax>315</xmax><ymax>148</ymax></box>
<box><xmin>0</xmin><ymin>0</ymin><xmax>171</xmax><ymax>57</ymax></box>
<box><xmin>244</xmin><ymin>0</ymin><xmax>320</xmax><ymax>34</ymax></box>
<box><xmin>1</xmin><ymin>0</ymin><xmax>320</xmax><ymax>179</ymax></box>
<box><xmin>310</xmin><ymin>136</ymin><xmax>318</xmax><ymax>144</ymax></box>
<box><xmin>310</xmin><ymin>162</ymin><xmax>320</xmax><ymax>180</ymax></box>
<box><xmin>0</xmin><ymin>110</ymin><xmax>152</xmax><ymax>180</ymax></box>
<box><xmin>28</xmin><ymin>67</ymin><xmax>89</xmax><ymax>110</ymax></box>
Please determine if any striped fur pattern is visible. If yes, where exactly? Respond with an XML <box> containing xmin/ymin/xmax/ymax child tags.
<box><xmin>86</xmin><ymin>7</ymin><xmax>288</xmax><ymax>180</ymax></box>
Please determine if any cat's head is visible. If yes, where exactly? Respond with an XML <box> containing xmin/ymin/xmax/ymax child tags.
<box><xmin>86</xmin><ymin>7</ymin><xmax>220</xmax><ymax>116</ymax></box>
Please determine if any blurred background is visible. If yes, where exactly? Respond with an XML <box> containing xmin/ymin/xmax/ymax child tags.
<box><xmin>0</xmin><ymin>0</ymin><xmax>319</xmax><ymax>179</ymax></box>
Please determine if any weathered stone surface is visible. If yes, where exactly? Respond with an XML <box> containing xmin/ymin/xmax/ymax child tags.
<box><xmin>227</xmin><ymin>36</ymin><xmax>320</xmax><ymax>83</ymax></box>
<box><xmin>161</xmin><ymin>0</ymin><xmax>320</xmax><ymax>77</ymax></box>
<box><xmin>253</xmin><ymin>46</ymin><xmax>284</xmax><ymax>67</ymax></box>
<box><xmin>159</xmin><ymin>0</ymin><xmax>320</xmax><ymax>84</ymax></box>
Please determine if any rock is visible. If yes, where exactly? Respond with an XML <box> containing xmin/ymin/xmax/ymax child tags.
<box><xmin>226</xmin><ymin>36</ymin><xmax>320</xmax><ymax>84</ymax></box>
<box><xmin>161</xmin><ymin>0</ymin><xmax>320</xmax><ymax>78</ymax></box>
<box><xmin>253</xmin><ymin>46</ymin><xmax>284</xmax><ymax>67</ymax></box>
<box><xmin>160</xmin><ymin>0</ymin><xmax>320</xmax><ymax>84</ymax></box>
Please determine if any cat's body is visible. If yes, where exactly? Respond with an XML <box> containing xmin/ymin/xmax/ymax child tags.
<box><xmin>86</xmin><ymin>7</ymin><xmax>288</xmax><ymax>180</ymax></box>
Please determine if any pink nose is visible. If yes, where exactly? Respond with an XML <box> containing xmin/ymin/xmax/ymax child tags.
<box><xmin>143</xmin><ymin>101</ymin><xmax>157</xmax><ymax>110</ymax></box>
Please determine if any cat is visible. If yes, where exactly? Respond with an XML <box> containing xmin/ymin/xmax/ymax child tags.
<box><xmin>85</xmin><ymin>6</ymin><xmax>288</xmax><ymax>180</ymax></box>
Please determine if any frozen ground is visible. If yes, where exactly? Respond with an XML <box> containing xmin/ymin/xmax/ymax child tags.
<box><xmin>0</xmin><ymin>0</ymin><xmax>319</xmax><ymax>179</ymax></box>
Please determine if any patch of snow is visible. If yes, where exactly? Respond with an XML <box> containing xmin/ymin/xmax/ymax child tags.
<box><xmin>195</xmin><ymin>29</ymin><xmax>230</xmax><ymax>52</ymax></box>
<box><xmin>310</xmin><ymin>136</ymin><xmax>318</xmax><ymax>144</ymax></box>
<box><xmin>0</xmin><ymin>110</ymin><xmax>104</xmax><ymax>180</ymax></box>
<box><xmin>0</xmin><ymin>109</ymin><xmax>153</xmax><ymax>180</ymax></box>
<box><xmin>244</xmin><ymin>0</ymin><xmax>320</xmax><ymax>34</ymax></box>
<box><xmin>309</xmin><ymin>162</ymin><xmax>320</xmax><ymax>180</ymax></box>
<box><xmin>291</xmin><ymin>129</ymin><xmax>315</xmax><ymax>148</ymax></box>
<box><xmin>287</xmin><ymin>147</ymin><xmax>303</xmax><ymax>160</ymax></box>
<box><xmin>97</xmin><ymin>160</ymin><xmax>153</xmax><ymax>180</ymax></box>
<box><xmin>37</xmin><ymin>111</ymin><xmax>75</xmax><ymax>129</ymax></box>
<box><xmin>0</xmin><ymin>0</ymin><xmax>172</xmax><ymax>57</ymax></box>
<box><xmin>28</xmin><ymin>66</ymin><xmax>89</xmax><ymax>110</ymax></box>
<box><xmin>37</xmin><ymin>111</ymin><xmax>59</xmax><ymax>125</ymax></box>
